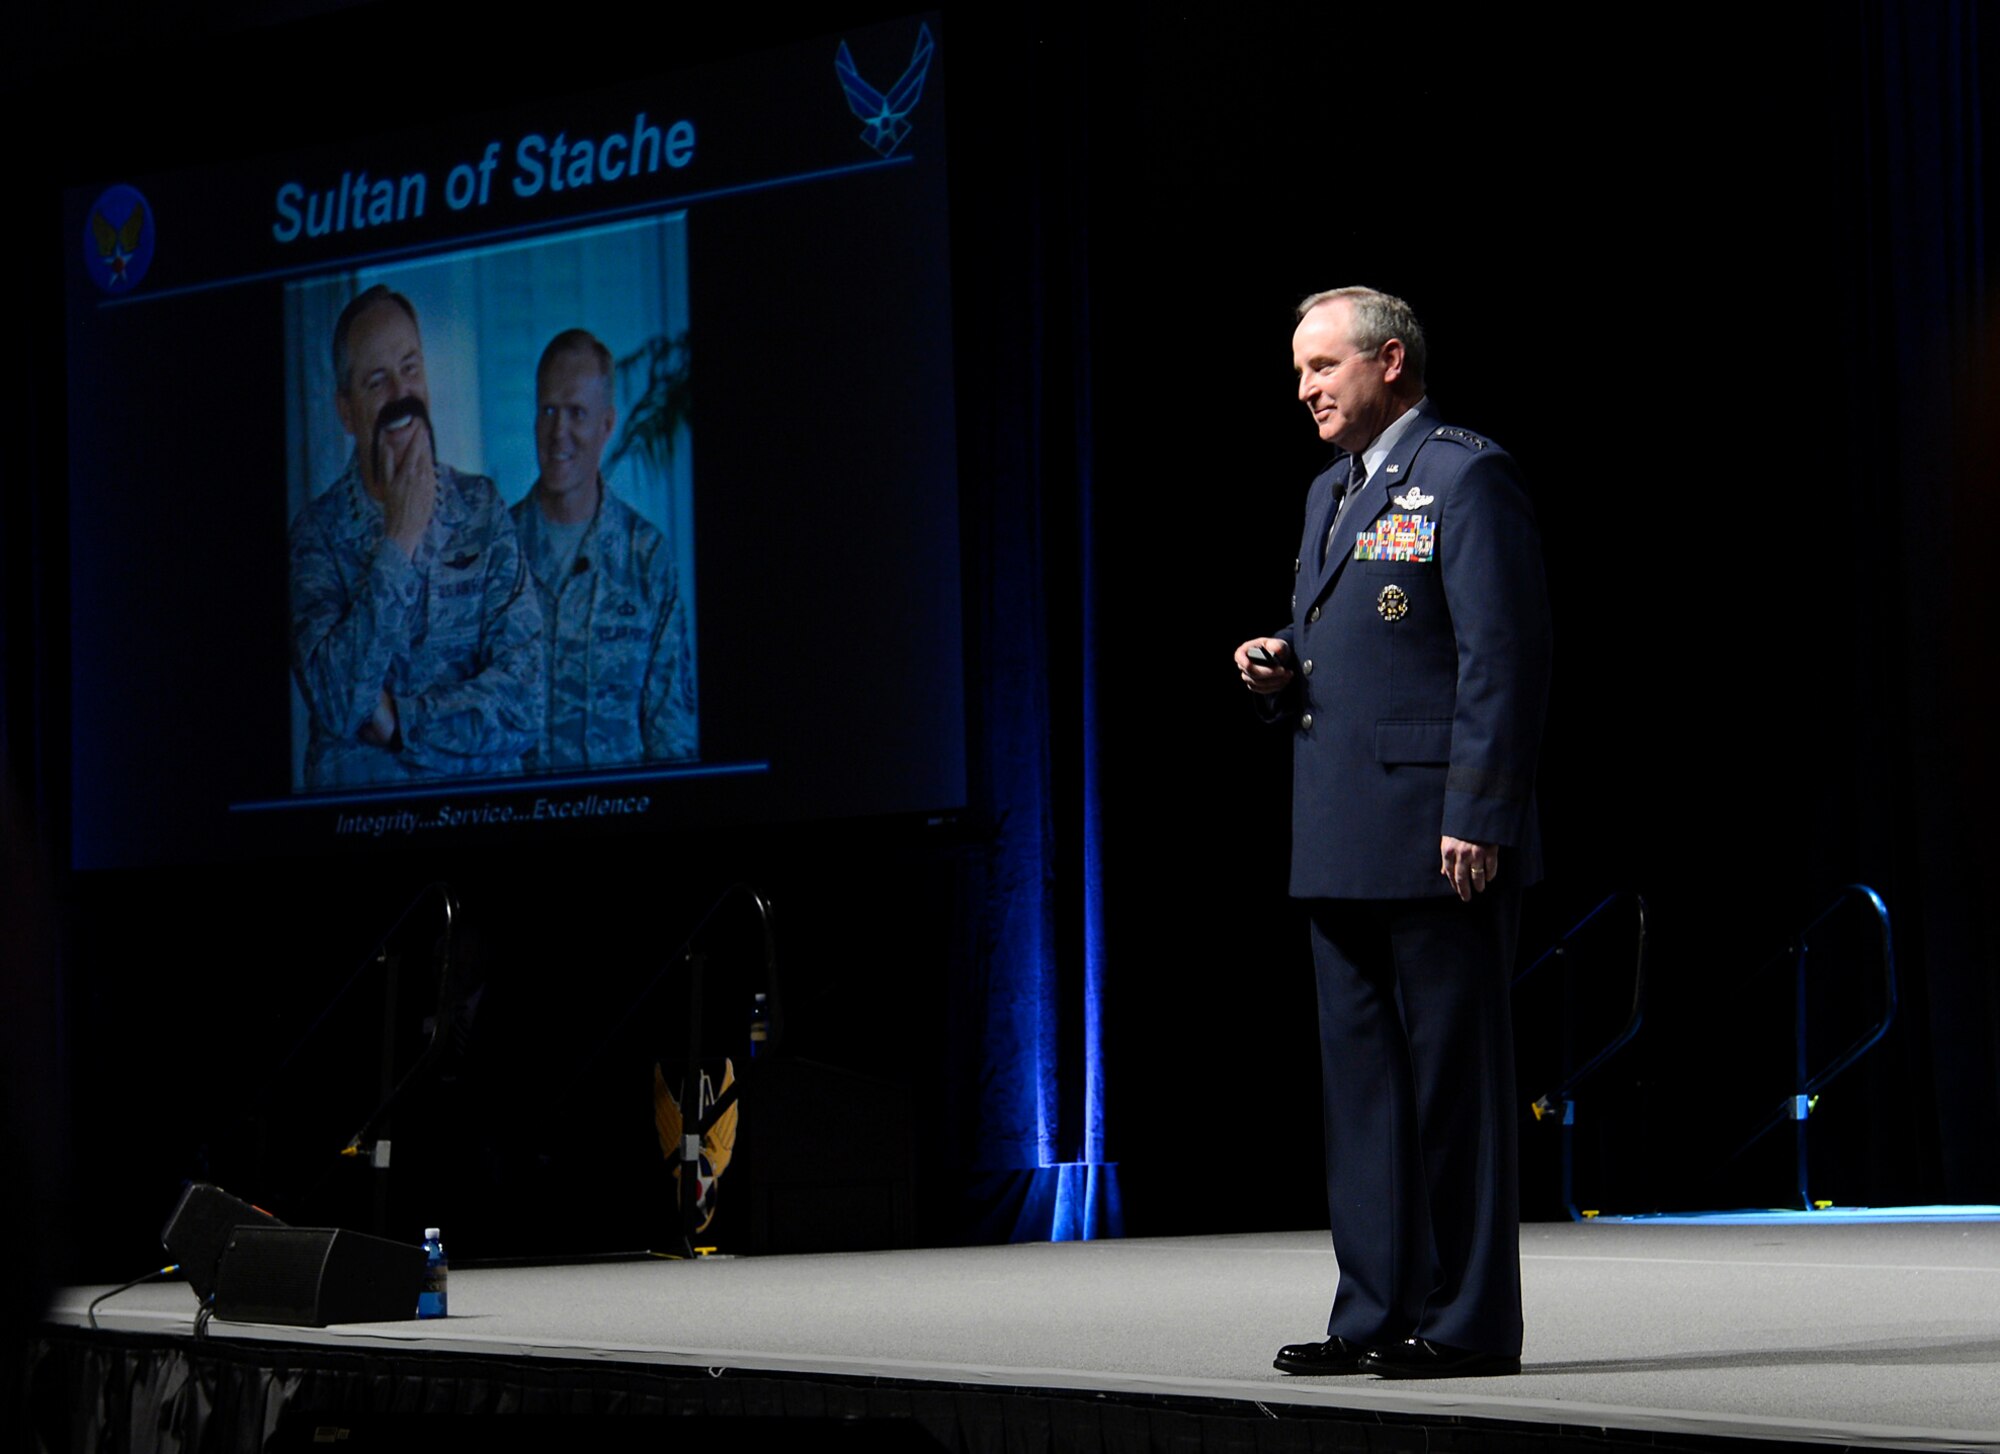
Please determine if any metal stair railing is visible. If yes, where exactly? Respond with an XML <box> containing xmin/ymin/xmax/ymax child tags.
<box><xmin>1726</xmin><ymin>884</ymin><xmax>1896</xmax><ymax>1211</ymax></box>
<box><xmin>335</xmin><ymin>883</ymin><xmax>466</xmax><ymax>1170</ymax></box>
<box><xmin>229</xmin><ymin>881</ymin><xmax>463</xmax><ymax>1233</ymax></box>
<box><xmin>1512</xmin><ymin>891</ymin><xmax>1649</xmax><ymax>1221</ymax></box>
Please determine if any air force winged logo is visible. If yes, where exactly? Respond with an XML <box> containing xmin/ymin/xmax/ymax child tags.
<box><xmin>834</xmin><ymin>24</ymin><xmax>935</xmax><ymax>157</ymax></box>
<box><xmin>84</xmin><ymin>184</ymin><xmax>156</xmax><ymax>294</ymax></box>
<box><xmin>92</xmin><ymin>205</ymin><xmax>144</xmax><ymax>277</ymax></box>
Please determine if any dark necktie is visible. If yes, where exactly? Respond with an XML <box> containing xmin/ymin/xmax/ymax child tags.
<box><xmin>1323</xmin><ymin>454</ymin><xmax>1368</xmax><ymax>565</ymax></box>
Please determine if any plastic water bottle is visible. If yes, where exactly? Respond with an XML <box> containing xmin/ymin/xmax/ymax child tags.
<box><xmin>748</xmin><ymin>993</ymin><xmax>769</xmax><ymax>1058</ymax></box>
<box><xmin>418</xmin><ymin>1228</ymin><xmax>448</xmax><ymax>1318</ymax></box>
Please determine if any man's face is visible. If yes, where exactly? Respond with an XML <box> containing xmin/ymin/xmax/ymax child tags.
<box><xmin>335</xmin><ymin>300</ymin><xmax>430</xmax><ymax>488</ymax></box>
<box><xmin>535</xmin><ymin>351</ymin><xmax>618</xmax><ymax>505</ymax></box>
<box><xmin>1292</xmin><ymin>300</ymin><xmax>1403</xmax><ymax>453</ymax></box>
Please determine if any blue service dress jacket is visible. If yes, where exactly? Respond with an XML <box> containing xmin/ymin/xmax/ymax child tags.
<box><xmin>1271</xmin><ymin>402</ymin><xmax>1552</xmax><ymax>898</ymax></box>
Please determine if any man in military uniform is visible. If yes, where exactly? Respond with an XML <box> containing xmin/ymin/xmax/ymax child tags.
<box><xmin>1234</xmin><ymin>287</ymin><xmax>1551</xmax><ymax>1379</ymax></box>
<box><xmin>511</xmin><ymin>329</ymin><xmax>696</xmax><ymax>769</ymax></box>
<box><xmin>289</xmin><ymin>284</ymin><xmax>544</xmax><ymax>788</ymax></box>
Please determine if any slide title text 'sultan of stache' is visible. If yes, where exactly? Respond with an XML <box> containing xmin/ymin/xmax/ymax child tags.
<box><xmin>272</xmin><ymin>114</ymin><xmax>698</xmax><ymax>244</ymax></box>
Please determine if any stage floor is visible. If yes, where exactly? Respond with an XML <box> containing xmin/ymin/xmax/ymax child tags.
<box><xmin>46</xmin><ymin>1219</ymin><xmax>2000</xmax><ymax>1451</ymax></box>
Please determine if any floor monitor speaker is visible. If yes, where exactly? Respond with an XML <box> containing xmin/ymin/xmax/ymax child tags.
<box><xmin>211</xmin><ymin>1225</ymin><xmax>424</xmax><ymax>1326</ymax></box>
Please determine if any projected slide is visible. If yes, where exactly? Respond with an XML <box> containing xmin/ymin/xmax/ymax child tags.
<box><xmin>62</xmin><ymin>15</ymin><xmax>963</xmax><ymax>867</ymax></box>
<box><xmin>282</xmin><ymin>220</ymin><xmax>697</xmax><ymax>790</ymax></box>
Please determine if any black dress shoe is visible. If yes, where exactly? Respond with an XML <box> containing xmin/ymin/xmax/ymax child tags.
<box><xmin>1272</xmin><ymin>1336</ymin><xmax>1370</xmax><ymax>1374</ymax></box>
<box><xmin>1361</xmin><ymin>1338</ymin><xmax>1519</xmax><ymax>1379</ymax></box>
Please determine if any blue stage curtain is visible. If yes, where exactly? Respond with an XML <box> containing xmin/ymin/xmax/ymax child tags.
<box><xmin>946</xmin><ymin>12</ymin><xmax>1121</xmax><ymax>1242</ymax></box>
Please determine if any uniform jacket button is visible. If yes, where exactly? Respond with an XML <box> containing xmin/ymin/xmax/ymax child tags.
<box><xmin>1301</xmin><ymin>712</ymin><xmax>1314</xmax><ymax>731</ymax></box>
<box><xmin>1307</xmin><ymin>606</ymin><xmax>1321</xmax><ymax>623</ymax></box>
<box><xmin>1302</xmin><ymin>659</ymin><xmax>1314</xmax><ymax>675</ymax></box>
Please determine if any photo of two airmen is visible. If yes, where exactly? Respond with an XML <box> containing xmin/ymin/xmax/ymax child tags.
<box><xmin>288</xmin><ymin>284</ymin><xmax>695</xmax><ymax>789</ymax></box>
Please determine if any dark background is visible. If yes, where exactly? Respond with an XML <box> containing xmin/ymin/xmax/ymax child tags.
<box><xmin>4</xmin><ymin>0</ymin><xmax>1997</xmax><ymax>1318</ymax></box>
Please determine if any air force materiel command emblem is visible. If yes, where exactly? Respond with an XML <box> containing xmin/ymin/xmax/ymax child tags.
<box><xmin>84</xmin><ymin>184</ymin><xmax>156</xmax><ymax>294</ymax></box>
<box><xmin>1391</xmin><ymin>487</ymin><xmax>1434</xmax><ymax>510</ymax></box>
<box><xmin>835</xmin><ymin>23</ymin><xmax>936</xmax><ymax>156</ymax></box>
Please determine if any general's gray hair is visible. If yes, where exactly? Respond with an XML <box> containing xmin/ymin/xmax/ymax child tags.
<box><xmin>1297</xmin><ymin>286</ymin><xmax>1427</xmax><ymax>386</ymax></box>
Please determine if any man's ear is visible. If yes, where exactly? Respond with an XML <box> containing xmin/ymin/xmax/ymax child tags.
<box><xmin>1378</xmin><ymin>337</ymin><xmax>1407</xmax><ymax>386</ymax></box>
<box><xmin>335</xmin><ymin>388</ymin><xmax>357</xmax><ymax>438</ymax></box>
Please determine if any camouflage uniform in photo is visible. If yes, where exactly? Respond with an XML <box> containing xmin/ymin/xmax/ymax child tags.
<box><xmin>289</xmin><ymin>458</ymin><xmax>546</xmax><ymax>787</ymax></box>
<box><xmin>512</xmin><ymin>486</ymin><xmax>697</xmax><ymax>769</ymax></box>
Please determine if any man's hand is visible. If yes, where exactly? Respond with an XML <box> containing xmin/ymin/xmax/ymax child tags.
<box><xmin>1234</xmin><ymin>637</ymin><xmax>1295</xmax><ymax>695</ymax></box>
<box><xmin>359</xmin><ymin>688</ymin><xmax>400</xmax><ymax>749</ymax></box>
<box><xmin>1440</xmin><ymin>835</ymin><xmax>1499</xmax><ymax>902</ymax></box>
<box><xmin>380</xmin><ymin>420</ymin><xmax>437</xmax><ymax>558</ymax></box>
